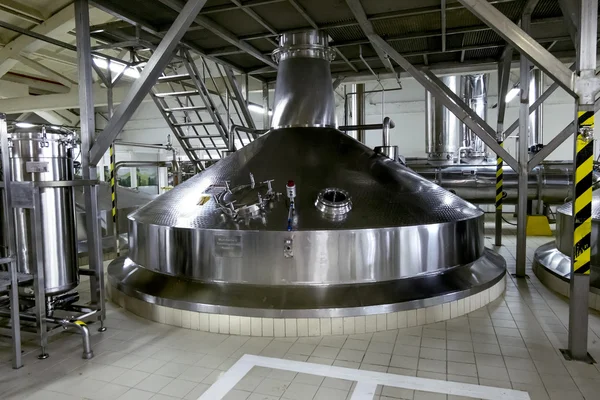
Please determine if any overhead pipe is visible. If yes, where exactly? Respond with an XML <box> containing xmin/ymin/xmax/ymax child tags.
<box><xmin>408</xmin><ymin>161</ymin><xmax>600</xmax><ymax>205</ymax></box>
<box><xmin>114</xmin><ymin>161</ymin><xmax>170</xmax><ymax>175</ymax></box>
<box><xmin>338</xmin><ymin>123</ymin><xmax>388</xmax><ymax>131</ymax></box>
<box><xmin>113</xmin><ymin>140</ymin><xmax>172</xmax><ymax>150</ymax></box>
<box><xmin>382</xmin><ymin>117</ymin><xmax>395</xmax><ymax>146</ymax></box>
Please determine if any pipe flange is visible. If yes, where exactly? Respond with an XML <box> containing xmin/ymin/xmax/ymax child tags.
<box><xmin>315</xmin><ymin>188</ymin><xmax>352</xmax><ymax>220</ymax></box>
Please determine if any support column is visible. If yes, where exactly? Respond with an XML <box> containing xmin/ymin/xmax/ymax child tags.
<box><xmin>564</xmin><ymin>0</ymin><xmax>598</xmax><ymax>364</ymax></box>
<box><xmin>515</xmin><ymin>14</ymin><xmax>531</xmax><ymax>278</ymax></box>
<box><xmin>495</xmin><ymin>47</ymin><xmax>512</xmax><ymax>247</ymax></box>
<box><xmin>262</xmin><ymin>81</ymin><xmax>269</xmax><ymax>129</ymax></box>
<box><xmin>75</xmin><ymin>0</ymin><xmax>106</xmax><ymax>330</ymax></box>
<box><xmin>356</xmin><ymin>83</ymin><xmax>366</xmax><ymax>143</ymax></box>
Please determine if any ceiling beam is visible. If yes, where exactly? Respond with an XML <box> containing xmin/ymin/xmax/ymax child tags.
<box><xmin>456</xmin><ymin>0</ymin><xmax>575</xmax><ymax>96</ymax></box>
<box><xmin>558</xmin><ymin>0</ymin><xmax>580</xmax><ymax>46</ymax></box>
<box><xmin>0</xmin><ymin>4</ymin><xmax>75</xmax><ymax>79</ymax></box>
<box><xmin>157</xmin><ymin>0</ymin><xmax>278</xmax><ymax>68</ymax></box>
<box><xmin>0</xmin><ymin>84</ymin><xmax>149</xmax><ymax>114</ymax></box>
<box><xmin>15</xmin><ymin>54</ymin><xmax>77</xmax><ymax>87</ymax></box>
<box><xmin>345</xmin><ymin>0</ymin><xmax>395</xmax><ymax>74</ymax></box>
<box><xmin>34</xmin><ymin>110</ymin><xmax>72</xmax><ymax>125</ymax></box>
<box><xmin>91</xmin><ymin>0</ymin><xmax>244</xmax><ymax>72</ymax></box>
<box><xmin>0</xmin><ymin>1</ymin><xmax>44</xmax><ymax>24</ymax></box>
<box><xmin>239</xmin><ymin>0</ymin><xmax>520</xmax><ymax>42</ymax></box>
<box><xmin>55</xmin><ymin>109</ymin><xmax>80</xmax><ymax>125</ymax></box>
<box><xmin>2</xmin><ymin>72</ymin><xmax>70</xmax><ymax>94</ymax></box>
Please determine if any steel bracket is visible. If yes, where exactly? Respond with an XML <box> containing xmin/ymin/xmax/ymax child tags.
<box><xmin>575</xmin><ymin>70</ymin><xmax>600</xmax><ymax>108</ymax></box>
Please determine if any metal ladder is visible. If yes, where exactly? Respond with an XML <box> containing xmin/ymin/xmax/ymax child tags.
<box><xmin>144</xmin><ymin>48</ymin><xmax>256</xmax><ymax>170</ymax></box>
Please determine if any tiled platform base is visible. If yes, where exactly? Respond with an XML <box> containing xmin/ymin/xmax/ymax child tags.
<box><xmin>107</xmin><ymin>276</ymin><xmax>506</xmax><ymax>337</ymax></box>
<box><xmin>532</xmin><ymin>264</ymin><xmax>600</xmax><ymax>311</ymax></box>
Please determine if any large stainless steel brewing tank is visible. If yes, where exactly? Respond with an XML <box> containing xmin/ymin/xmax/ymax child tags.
<box><xmin>8</xmin><ymin>128</ymin><xmax>78</xmax><ymax>295</ymax></box>
<box><xmin>533</xmin><ymin>191</ymin><xmax>600</xmax><ymax>289</ymax></box>
<box><xmin>109</xmin><ymin>31</ymin><xmax>505</xmax><ymax>317</ymax></box>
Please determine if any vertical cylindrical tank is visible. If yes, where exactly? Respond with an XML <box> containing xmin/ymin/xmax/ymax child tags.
<box><xmin>425</xmin><ymin>76</ymin><xmax>461</xmax><ymax>165</ymax></box>
<box><xmin>460</xmin><ymin>74</ymin><xmax>489</xmax><ymax>162</ymax></box>
<box><xmin>9</xmin><ymin>128</ymin><xmax>78</xmax><ymax>296</ymax></box>
<box><xmin>529</xmin><ymin>69</ymin><xmax>543</xmax><ymax>151</ymax></box>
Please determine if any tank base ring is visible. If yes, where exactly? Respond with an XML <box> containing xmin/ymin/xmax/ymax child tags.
<box><xmin>107</xmin><ymin>249</ymin><xmax>506</xmax><ymax>336</ymax></box>
<box><xmin>533</xmin><ymin>242</ymin><xmax>600</xmax><ymax>311</ymax></box>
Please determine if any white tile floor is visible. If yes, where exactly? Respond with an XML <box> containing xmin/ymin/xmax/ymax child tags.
<box><xmin>1</xmin><ymin>222</ymin><xmax>600</xmax><ymax>400</ymax></box>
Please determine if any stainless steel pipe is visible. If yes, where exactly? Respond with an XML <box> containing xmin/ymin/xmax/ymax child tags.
<box><xmin>59</xmin><ymin>319</ymin><xmax>93</xmax><ymax>359</ymax></box>
<box><xmin>382</xmin><ymin>117</ymin><xmax>395</xmax><ymax>146</ymax></box>
<box><xmin>0</xmin><ymin>310</ymin><xmax>93</xmax><ymax>359</ymax></box>
<box><xmin>113</xmin><ymin>140</ymin><xmax>172</xmax><ymax>150</ymax></box>
<box><xmin>408</xmin><ymin>161</ymin><xmax>600</xmax><ymax>204</ymax></box>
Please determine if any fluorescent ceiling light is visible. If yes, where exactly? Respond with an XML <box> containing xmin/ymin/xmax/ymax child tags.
<box><xmin>93</xmin><ymin>57</ymin><xmax>140</xmax><ymax>79</ymax></box>
<box><xmin>505</xmin><ymin>87</ymin><xmax>519</xmax><ymax>103</ymax></box>
<box><xmin>248</xmin><ymin>104</ymin><xmax>273</xmax><ymax>116</ymax></box>
<box><xmin>15</xmin><ymin>122</ymin><xmax>36</xmax><ymax>128</ymax></box>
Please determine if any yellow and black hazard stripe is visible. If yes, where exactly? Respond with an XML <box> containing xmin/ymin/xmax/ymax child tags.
<box><xmin>496</xmin><ymin>140</ymin><xmax>504</xmax><ymax>210</ymax></box>
<box><xmin>573</xmin><ymin>111</ymin><xmax>594</xmax><ymax>274</ymax></box>
<box><xmin>109</xmin><ymin>144</ymin><xmax>119</xmax><ymax>256</ymax></box>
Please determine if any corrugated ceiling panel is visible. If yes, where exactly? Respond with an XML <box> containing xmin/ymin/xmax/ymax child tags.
<box><xmin>532</xmin><ymin>0</ymin><xmax>563</xmax><ymax>19</ymax></box>
<box><xmin>427</xmin><ymin>52</ymin><xmax>460</xmax><ymax>65</ymax></box>
<box><xmin>325</xmin><ymin>24</ymin><xmax>365</xmax><ymax>42</ymax></box>
<box><xmin>445</xmin><ymin>8</ymin><xmax>482</xmax><ymax>29</ymax></box>
<box><xmin>183</xmin><ymin>30</ymin><xmax>231</xmax><ymax>50</ymax></box>
<box><xmin>461</xmin><ymin>29</ymin><xmax>502</xmax><ymax>46</ymax></box>
<box><xmin>203</xmin><ymin>9</ymin><xmax>266</xmax><ymax>36</ymax></box>
<box><xmin>220</xmin><ymin>53</ymin><xmax>267</xmax><ymax>70</ymax></box>
<box><xmin>244</xmin><ymin>38</ymin><xmax>277</xmax><ymax>53</ymax></box>
<box><xmin>372</xmin><ymin>13</ymin><xmax>441</xmax><ymax>37</ymax></box>
<box><xmin>390</xmin><ymin>38</ymin><xmax>430</xmax><ymax>54</ymax></box>
<box><xmin>252</xmin><ymin>2</ymin><xmax>311</xmax><ymax>31</ymax></box>
<box><xmin>291</xmin><ymin>0</ymin><xmax>355</xmax><ymax>25</ymax></box>
<box><xmin>463</xmin><ymin>47</ymin><xmax>502</xmax><ymax>61</ymax></box>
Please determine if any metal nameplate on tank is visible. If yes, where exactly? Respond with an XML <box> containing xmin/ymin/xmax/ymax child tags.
<box><xmin>10</xmin><ymin>181</ymin><xmax>34</xmax><ymax>209</ymax></box>
<box><xmin>214</xmin><ymin>235</ymin><xmax>243</xmax><ymax>258</ymax></box>
<box><xmin>25</xmin><ymin>161</ymin><xmax>49</xmax><ymax>173</ymax></box>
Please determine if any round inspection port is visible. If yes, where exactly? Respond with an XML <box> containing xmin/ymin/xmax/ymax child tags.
<box><xmin>315</xmin><ymin>188</ymin><xmax>352</xmax><ymax>219</ymax></box>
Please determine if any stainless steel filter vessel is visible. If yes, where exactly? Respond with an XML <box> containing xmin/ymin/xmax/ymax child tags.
<box><xmin>9</xmin><ymin>128</ymin><xmax>78</xmax><ymax>296</ymax></box>
<box><xmin>460</xmin><ymin>74</ymin><xmax>488</xmax><ymax>163</ymax></box>
<box><xmin>425</xmin><ymin>74</ymin><xmax>489</xmax><ymax>164</ymax></box>
<box><xmin>425</xmin><ymin>76</ymin><xmax>461</xmax><ymax>165</ymax></box>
